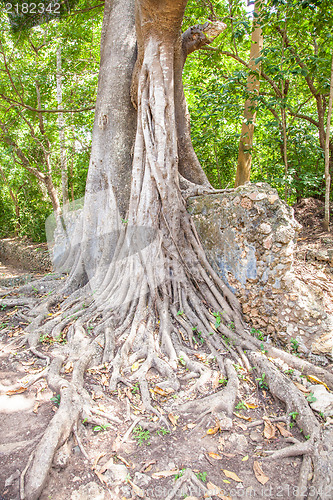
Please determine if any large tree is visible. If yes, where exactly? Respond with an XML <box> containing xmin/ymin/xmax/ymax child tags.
<box><xmin>3</xmin><ymin>1</ymin><xmax>333</xmax><ymax>499</ymax></box>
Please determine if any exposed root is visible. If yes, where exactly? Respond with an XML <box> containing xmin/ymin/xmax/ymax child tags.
<box><xmin>248</xmin><ymin>351</ymin><xmax>333</xmax><ymax>499</ymax></box>
<box><xmin>165</xmin><ymin>468</ymin><xmax>210</xmax><ymax>500</ymax></box>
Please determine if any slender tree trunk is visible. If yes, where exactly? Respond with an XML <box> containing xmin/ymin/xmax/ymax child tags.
<box><xmin>0</xmin><ymin>165</ymin><xmax>20</xmax><ymax>235</ymax></box>
<box><xmin>235</xmin><ymin>0</ymin><xmax>263</xmax><ymax>187</ymax></box>
<box><xmin>56</xmin><ymin>45</ymin><xmax>69</xmax><ymax>209</ymax></box>
<box><xmin>323</xmin><ymin>53</ymin><xmax>333</xmax><ymax>231</ymax></box>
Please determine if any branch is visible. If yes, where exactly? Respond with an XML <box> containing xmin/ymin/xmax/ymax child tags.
<box><xmin>287</xmin><ymin>110</ymin><xmax>319</xmax><ymax>128</ymax></box>
<box><xmin>219</xmin><ymin>50</ymin><xmax>282</xmax><ymax>98</ymax></box>
<box><xmin>0</xmin><ymin>94</ymin><xmax>95</xmax><ymax>113</ymax></box>
<box><xmin>182</xmin><ymin>21</ymin><xmax>227</xmax><ymax>63</ymax></box>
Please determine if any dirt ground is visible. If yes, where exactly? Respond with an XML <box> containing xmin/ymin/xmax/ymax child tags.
<box><xmin>0</xmin><ymin>198</ymin><xmax>332</xmax><ymax>500</ymax></box>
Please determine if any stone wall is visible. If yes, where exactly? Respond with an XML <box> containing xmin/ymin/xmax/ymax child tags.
<box><xmin>188</xmin><ymin>182</ymin><xmax>333</xmax><ymax>360</ymax></box>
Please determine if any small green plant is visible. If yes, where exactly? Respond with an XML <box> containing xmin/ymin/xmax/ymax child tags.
<box><xmin>1</xmin><ymin>304</ymin><xmax>7</xmax><ymax>310</ymax></box>
<box><xmin>121</xmin><ymin>218</ymin><xmax>128</xmax><ymax>224</ymax></box>
<box><xmin>305</xmin><ymin>434</ymin><xmax>310</xmax><ymax>440</ymax></box>
<box><xmin>256</xmin><ymin>373</ymin><xmax>268</xmax><ymax>390</ymax></box>
<box><xmin>289</xmin><ymin>411</ymin><xmax>299</xmax><ymax>420</ymax></box>
<box><xmin>132</xmin><ymin>426</ymin><xmax>150</xmax><ymax>446</ymax></box>
<box><xmin>131</xmin><ymin>382</ymin><xmax>139</xmax><ymax>394</ymax></box>
<box><xmin>93</xmin><ymin>424</ymin><xmax>111</xmax><ymax>432</ymax></box>
<box><xmin>306</xmin><ymin>393</ymin><xmax>317</xmax><ymax>403</ymax></box>
<box><xmin>319</xmin><ymin>411</ymin><xmax>325</xmax><ymax>419</ymax></box>
<box><xmin>195</xmin><ymin>471</ymin><xmax>207</xmax><ymax>482</ymax></box>
<box><xmin>289</xmin><ymin>422</ymin><xmax>295</xmax><ymax>429</ymax></box>
<box><xmin>176</xmin><ymin>310</ymin><xmax>184</xmax><ymax>316</ymax></box>
<box><xmin>174</xmin><ymin>468</ymin><xmax>186</xmax><ymax>481</ymax></box>
<box><xmin>251</xmin><ymin>327</ymin><xmax>264</xmax><ymax>341</ymax></box>
<box><xmin>192</xmin><ymin>330</ymin><xmax>204</xmax><ymax>344</ymax></box>
<box><xmin>290</xmin><ymin>337</ymin><xmax>299</xmax><ymax>353</ymax></box>
<box><xmin>50</xmin><ymin>394</ymin><xmax>60</xmax><ymax>406</ymax></box>
<box><xmin>228</xmin><ymin>321</ymin><xmax>235</xmax><ymax>330</ymax></box>
<box><xmin>156</xmin><ymin>427</ymin><xmax>170</xmax><ymax>436</ymax></box>
<box><xmin>221</xmin><ymin>334</ymin><xmax>230</xmax><ymax>345</ymax></box>
<box><xmin>0</xmin><ymin>321</ymin><xmax>8</xmax><ymax>330</ymax></box>
<box><xmin>178</xmin><ymin>356</ymin><xmax>186</xmax><ymax>367</ymax></box>
<box><xmin>235</xmin><ymin>400</ymin><xmax>247</xmax><ymax>410</ymax></box>
<box><xmin>284</xmin><ymin>368</ymin><xmax>294</xmax><ymax>375</ymax></box>
<box><xmin>260</xmin><ymin>343</ymin><xmax>267</xmax><ymax>354</ymax></box>
<box><xmin>212</xmin><ymin>311</ymin><xmax>222</xmax><ymax>328</ymax></box>
<box><xmin>219</xmin><ymin>377</ymin><xmax>227</xmax><ymax>386</ymax></box>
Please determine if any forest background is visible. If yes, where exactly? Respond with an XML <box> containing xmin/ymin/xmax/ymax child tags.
<box><xmin>0</xmin><ymin>0</ymin><xmax>332</xmax><ymax>242</ymax></box>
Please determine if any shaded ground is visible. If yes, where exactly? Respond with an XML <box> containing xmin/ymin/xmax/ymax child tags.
<box><xmin>0</xmin><ymin>198</ymin><xmax>332</xmax><ymax>500</ymax></box>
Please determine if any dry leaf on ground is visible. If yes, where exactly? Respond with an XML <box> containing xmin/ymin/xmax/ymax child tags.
<box><xmin>253</xmin><ymin>461</ymin><xmax>269</xmax><ymax>485</ymax></box>
<box><xmin>207</xmin><ymin>423</ymin><xmax>220</xmax><ymax>435</ymax></box>
<box><xmin>263</xmin><ymin>417</ymin><xmax>276</xmax><ymax>440</ymax></box>
<box><xmin>151</xmin><ymin>469</ymin><xmax>179</xmax><ymax>479</ymax></box>
<box><xmin>6</xmin><ymin>387</ymin><xmax>27</xmax><ymax>395</ymax></box>
<box><xmin>276</xmin><ymin>422</ymin><xmax>293</xmax><ymax>438</ymax></box>
<box><xmin>222</xmin><ymin>469</ymin><xmax>242</xmax><ymax>482</ymax></box>
<box><xmin>208</xmin><ymin>452</ymin><xmax>222</xmax><ymax>460</ymax></box>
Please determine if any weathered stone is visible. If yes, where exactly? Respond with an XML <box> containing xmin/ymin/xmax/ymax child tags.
<box><xmin>71</xmin><ymin>482</ymin><xmax>106</xmax><ymax>500</ymax></box>
<box><xmin>308</xmin><ymin>385</ymin><xmax>333</xmax><ymax>417</ymax></box>
<box><xmin>188</xmin><ymin>182</ymin><xmax>332</xmax><ymax>358</ymax></box>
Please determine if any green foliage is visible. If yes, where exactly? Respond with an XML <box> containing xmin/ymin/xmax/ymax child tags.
<box><xmin>256</xmin><ymin>372</ymin><xmax>268</xmax><ymax>389</ymax></box>
<box><xmin>132</xmin><ymin>426</ymin><xmax>150</xmax><ymax>446</ymax></box>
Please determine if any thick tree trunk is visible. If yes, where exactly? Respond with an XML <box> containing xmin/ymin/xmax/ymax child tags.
<box><xmin>235</xmin><ymin>0</ymin><xmax>263</xmax><ymax>187</ymax></box>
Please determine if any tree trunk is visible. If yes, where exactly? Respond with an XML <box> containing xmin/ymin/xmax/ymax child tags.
<box><xmin>235</xmin><ymin>0</ymin><xmax>263</xmax><ymax>187</ymax></box>
<box><xmin>56</xmin><ymin>45</ymin><xmax>69</xmax><ymax>209</ymax></box>
<box><xmin>323</xmin><ymin>53</ymin><xmax>333</xmax><ymax>231</ymax></box>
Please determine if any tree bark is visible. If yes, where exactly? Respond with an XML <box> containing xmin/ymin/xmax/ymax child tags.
<box><xmin>234</xmin><ymin>1</ymin><xmax>262</xmax><ymax>187</ymax></box>
<box><xmin>56</xmin><ymin>45</ymin><xmax>69</xmax><ymax>209</ymax></box>
<box><xmin>323</xmin><ymin>53</ymin><xmax>333</xmax><ymax>231</ymax></box>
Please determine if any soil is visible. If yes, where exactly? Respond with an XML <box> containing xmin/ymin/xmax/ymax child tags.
<box><xmin>0</xmin><ymin>198</ymin><xmax>332</xmax><ymax>500</ymax></box>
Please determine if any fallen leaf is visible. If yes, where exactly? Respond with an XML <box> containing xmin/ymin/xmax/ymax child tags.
<box><xmin>152</xmin><ymin>469</ymin><xmax>179</xmax><ymax>479</ymax></box>
<box><xmin>253</xmin><ymin>461</ymin><xmax>269</xmax><ymax>485</ymax></box>
<box><xmin>293</xmin><ymin>381</ymin><xmax>310</xmax><ymax>393</ymax></box>
<box><xmin>207</xmin><ymin>424</ymin><xmax>220</xmax><ymax>435</ymax></box>
<box><xmin>21</xmin><ymin>360</ymin><xmax>35</xmax><ymax>366</ymax></box>
<box><xmin>222</xmin><ymin>469</ymin><xmax>242</xmax><ymax>482</ymax></box>
<box><xmin>154</xmin><ymin>386</ymin><xmax>174</xmax><ymax>397</ymax></box>
<box><xmin>222</xmin><ymin>479</ymin><xmax>231</xmax><ymax>483</ymax></box>
<box><xmin>242</xmin><ymin>455</ymin><xmax>249</xmax><ymax>461</ymax></box>
<box><xmin>128</xmin><ymin>479</ymin><xmax>145</xmax><ymax>498</ymax></box>
<box><xmin>131</xmin><ymin>361</ymin><xmax>140</xmax><ymax>372</ymax></box>
<box><xmin>64</xmin><ymin>361</ymin><xmax>73</xmax><ymax>374</ymax></box>
<box><xmin>168</xmin><ymin>413</ymin><xmax>179</xmax><ymax>426</ymax></box>
<box><xmin>99</xmin><ymin>456</ymin><xmax>115</xmax><ymax>474</ymax></box>
<box><xmin>92</xmin><ymin>452</ymin><xmax>106</xmax><ymax>471</ymax></box>
<box><xmin>6</xmin><ymin>387</ymin><xmax>27</xmax><ymax>396</ymax></box>
<box><xmin>245</xmin><ymin>403</ymin><xmax>258</xmax><ymax>409</ymax></box>
<box><xmin>306</xmin><ymin>375</ymin><xmax>329</xmax><ymax>390</ymax></box>
<box><xmin>140</xmin><ymin>460</ymin><xmax>156</xmax><ymax>472</ymax></box>
<box><xmin>208</xmin><ymin>452</ymin><xmax>222</xmax><ymax>460</ymax></box>
<box><xmin>33</xmin><ymin>402</ymin><xmax>40</xmax><ymax>414</ymax></box>
<box><xmin>95</xmin><ymin>470</ymin><xmax>108</xmax><ymax>485</ymax></box>
<box><xmin>233</xmin><ymin>412</ymin><xmax>252</xmax><ymax>421</ymax></box>
<box><xmin>276</xmin><ymin>422</ymin><xmax>293</xmax><ymax>438</ymax></box>
<box><xmin>212</xmin><ymin>372</ymin><xmax>220</xmax><ymax>390</ymax></box>
<box><xmin>117</xmin><ymin>455</ymin><xmax>132</xmax><ymax>468</ymax></box>
<box><xmin>184</xmin><ymin>422</ymin><xmax>196</xmax><ymax>430</ymax></box>
<box><xmin>236</xmin><ymin>422</ymin><xmax>247</xmax><ymax>431</ymax></box>
<box><xmin>210</xmin><ymin>322</ymin><xmax>218</xmax><ymax>332</ymax></box>
<box><xmin>263</xmin><ymin>417</ymin><xmax>276</xmax><ymax>440</ymax></box>
<box><xmin>222</xmin><ymin>452</ymin><xmax>236</xmax><ymax>458</ymax></box>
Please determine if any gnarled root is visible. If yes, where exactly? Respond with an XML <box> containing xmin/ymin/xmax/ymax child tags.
<box><xmin>22</xmin><ymin>340</ymin><xmax>100</xmax><ymax>500</ymax></box>
<box><xmin>248</xmin><ymin>351</ymin><xmax>333</xmax><ymax>500</ymax></box>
